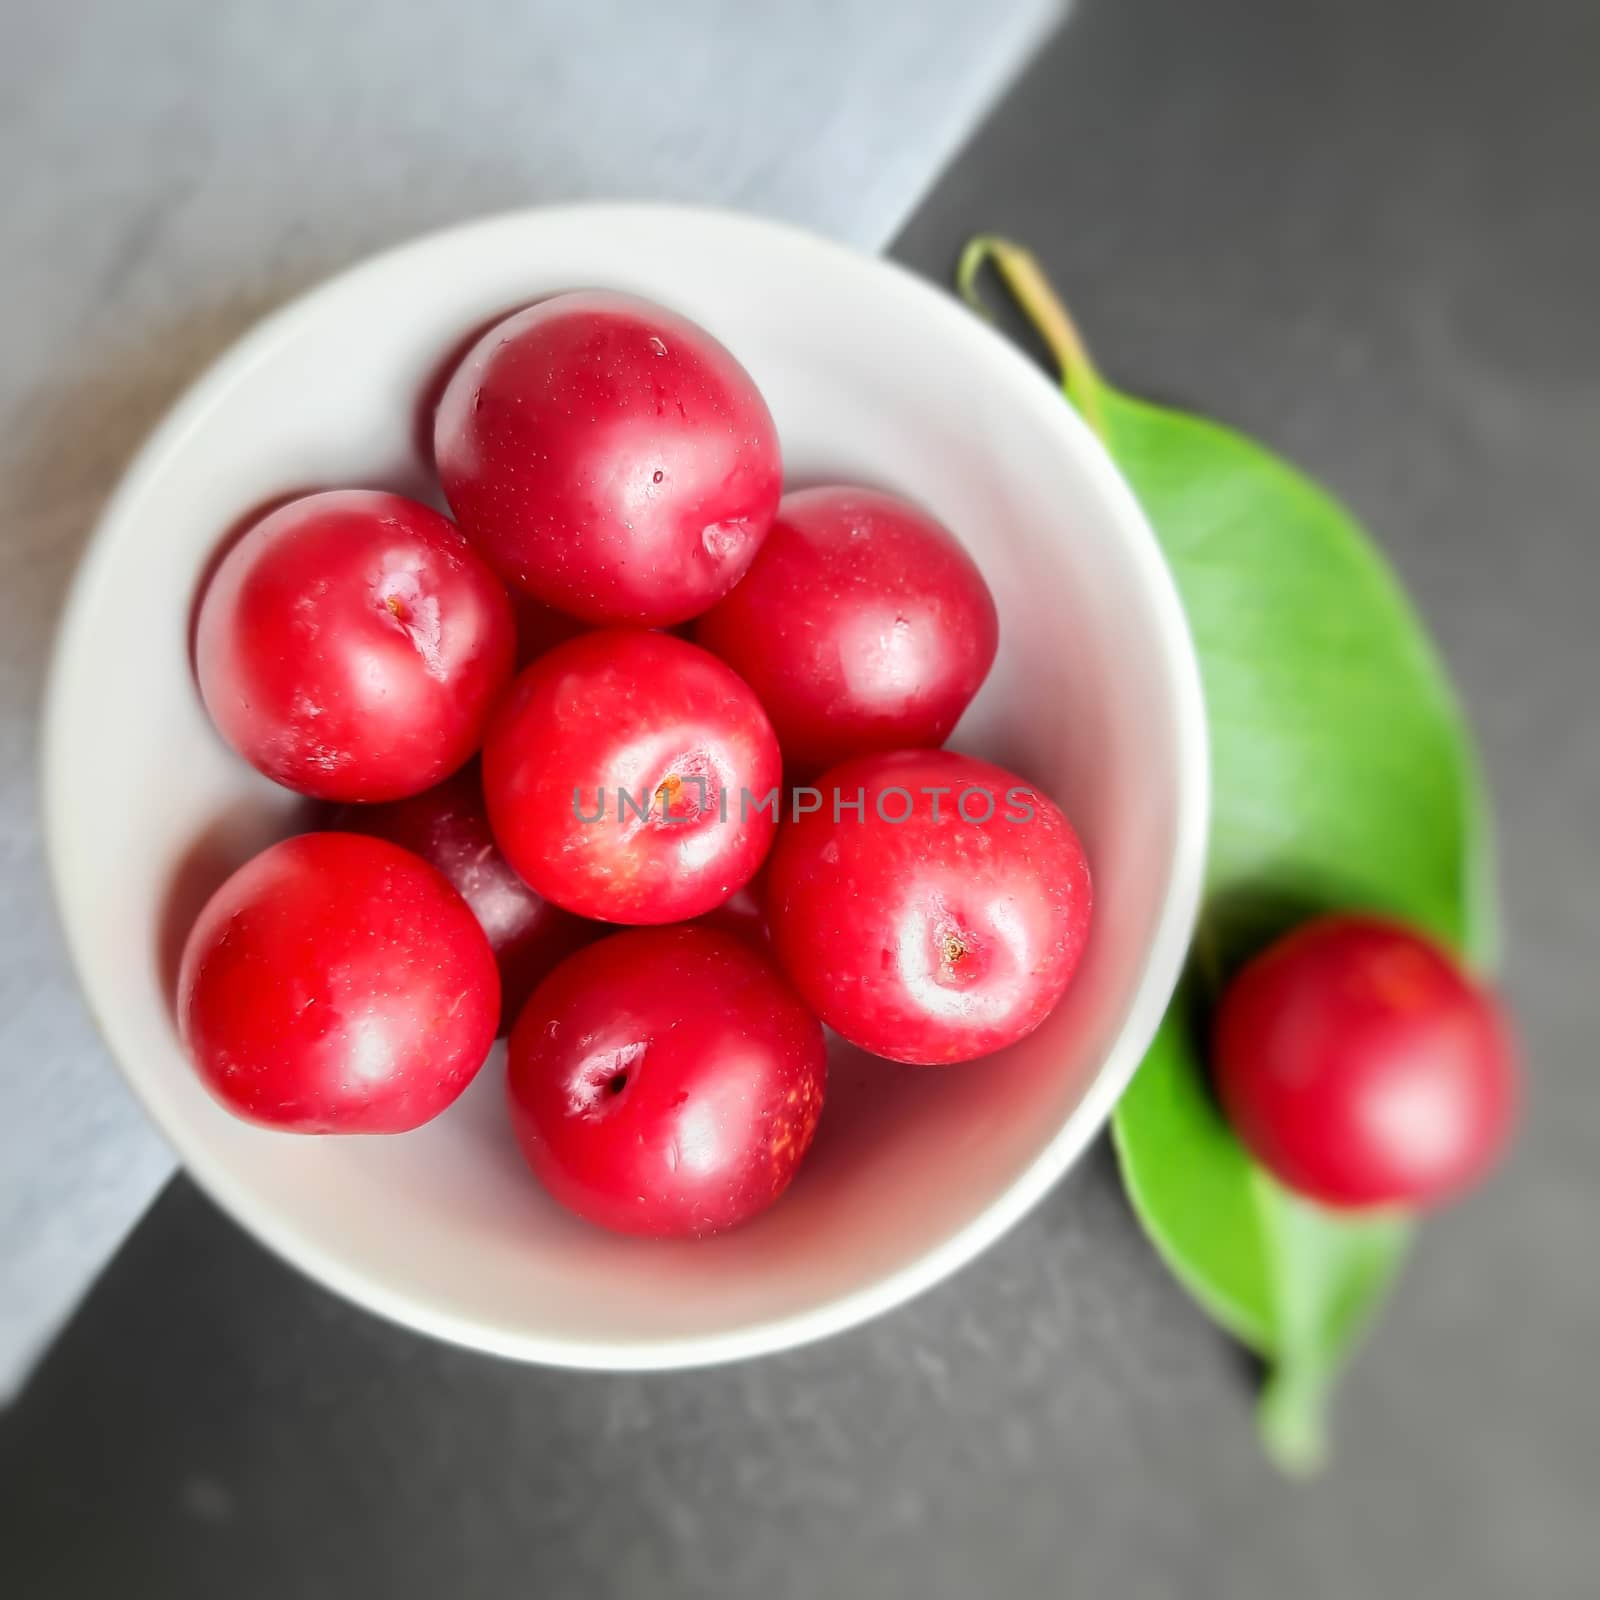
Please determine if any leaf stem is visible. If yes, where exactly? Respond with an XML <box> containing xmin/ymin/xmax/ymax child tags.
<box><xmin>1257</xmin><ymin>1362</ymin><xmax>1330</xmax><ymax>1477</ymax></box>
<box><xmin>957</xmin><ymin>235</ymin><xmax>1109</xmax><ymax>442</ymax></box>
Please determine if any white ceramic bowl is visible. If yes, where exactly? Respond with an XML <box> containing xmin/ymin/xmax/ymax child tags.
<box><xmin>43</xmin><ymin>205</ymin><xmax>1207</xmax><ymax>1367</ymax></box>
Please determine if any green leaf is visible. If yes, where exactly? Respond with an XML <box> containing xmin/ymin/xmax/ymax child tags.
<box><xmin>959</xmin><ymin>238</ymin><xmax>1494</xmax><ymax>1471</ymax></box>
<box><xmin>1252</xmin><ymin>1178</ymin><xmax>1410</xmax><ymax>1472</ymax></box>
<box><xmin>1109</xmin><ymin>987</ymin><xmax>1277</xmax><ymax>1356</ymax></box>
<box><xmin>1095</xmin><ymin>386</ymin><xmax>1493</xmax><ymax>970</ymax></box>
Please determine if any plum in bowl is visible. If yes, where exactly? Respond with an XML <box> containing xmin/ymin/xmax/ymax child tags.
<box><xmin>43</xmin><ymin>206</ymin><xmax>1207</xmax><ymax>1368</ymax></box>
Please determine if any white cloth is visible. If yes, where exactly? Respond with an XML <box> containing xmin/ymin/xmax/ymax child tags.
<box><xmin>0</xmin><ymin>0</ymin><xmax>1058</xmax><ymax>1396</ymax></box>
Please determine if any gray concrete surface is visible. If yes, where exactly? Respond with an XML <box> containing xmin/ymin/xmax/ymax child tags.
<box><xmin>3</xmin><ymin>0</ymin><xmax>1597</xmax><ymax>1595</ymax></box>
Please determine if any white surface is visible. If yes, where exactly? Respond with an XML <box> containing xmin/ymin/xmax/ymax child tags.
<box><xmin>44</xmin><ymin>205</ymin><xmax>1207</xmax><ymax>1365</ymax></box>
<box><xmin>0</xmin><ymin>0</ymin><xmax>1058</xmax><ymax>1394</ymax></box>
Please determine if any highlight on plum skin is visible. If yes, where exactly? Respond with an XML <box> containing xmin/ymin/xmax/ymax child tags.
<box><xmin>332</xmin><ymin>763</ymin><xmax>597</xmax><ymax>1034</ymax></box>
<box><xmin>177</xmin><ymin>832</ymin><xmax>501</xmax><ymax>1134</ymax></box>
<box><xmin>194</xmin><ymin>489</ymin><xmax>516</xmax><ymax>803</ymax></box>
<box><xmin>434</xmin><ymin>291</ymin><xmax>782</xmax><ymax>627</ymax></box>
<box><xmin>506</xmin><ymin>925</ymin><xmax>827</xmax><ymax>1238</ymax></box>
<box><xmin>765</xmin><ymin>749</ymin><xmax>1093</xmax><ymax>1066</ymax></box>
<box><xmin>1212</xmin><ymin>915</ymin><xmax>1520</xmax><ymax>1211</ymax></box>
<box><xmin>696</xmin><ymin>486</ymin><xmax>1000</xmax><ymax>776</ymax></box>
<box><xmin>481</xmin><ymin>628</ymin><xmax>782</xmax><ymax>925</ymax></box>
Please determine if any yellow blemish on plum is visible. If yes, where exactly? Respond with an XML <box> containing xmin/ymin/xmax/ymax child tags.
<box><xmin>768</xmin><ymin>1076</ymin><xmax>823</xmax><ymax>1191</ymax></box>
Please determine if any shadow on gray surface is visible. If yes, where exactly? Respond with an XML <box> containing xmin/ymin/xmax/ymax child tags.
<box><xmin>2</xmin><ymin>1149</ymin><xmax>1228</xmax><ymax>1600</ymax></box>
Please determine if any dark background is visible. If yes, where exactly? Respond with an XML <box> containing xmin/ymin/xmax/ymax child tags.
<box><xmin>4</xmin><ymin>0</ymin><xmax>1596</xmax><ymax>1594</ymax></box>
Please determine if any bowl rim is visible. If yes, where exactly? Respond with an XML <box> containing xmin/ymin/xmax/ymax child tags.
<box><xmin>41</xmin><ymin>201</ymin><xmax>1209</xmax><ymax>1370</ymax></box>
